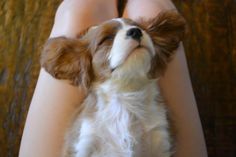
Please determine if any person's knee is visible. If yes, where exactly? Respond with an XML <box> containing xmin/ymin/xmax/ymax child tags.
<box><xmin>51</xmin><ymin>0</ymin><xmax>118</xmax><ymax>37</ymax></box>
<box><xmin>123</xmin><ymin>0</ymin><xmax>176</xmax><ymax>19</ymax></box>
<box><xmin>58</xmin><ymin>0</ymin><xmax>117</xmax><ymax>23</ymax></box>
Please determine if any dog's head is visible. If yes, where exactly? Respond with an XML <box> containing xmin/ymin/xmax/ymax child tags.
<box><xmin>41</xmin><ymin>12</ymin><xmax>186</xmax><ymax>91</ymax></box>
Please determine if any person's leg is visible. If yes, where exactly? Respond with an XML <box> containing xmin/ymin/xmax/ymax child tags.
<box><xmin>50</xmin><ymin>0</ymin><xmax>118</xmax><ymax>38</ymax></box>
<box><xmin>19</xmin><ymin>1</ymin><xmax>117</xmax><ymax>157</ymax></box>
<box><xmin>123</xmin><ymin>1</ymin><xmax>208</xmax><ymax>157</ymax></box>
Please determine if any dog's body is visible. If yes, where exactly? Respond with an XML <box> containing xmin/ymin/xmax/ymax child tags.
<box><xmin>65</xmin><ymin>76</ymin><xmax>170</xmax><ymax>157</ymax></box>
<box><xmin>41</xmin><ymin>12</ymin><xmax>186</xmax><ymax>157</ymax></box>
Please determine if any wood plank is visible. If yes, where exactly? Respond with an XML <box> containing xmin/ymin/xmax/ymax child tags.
<box><xmin>173</xmin><ymin>0</ymin><xmax>236</xmax><ymax>156</ymax></box>
<box><xmin>0</xmin><ymin>1</ymin><xmax>60</xmax><ymax>156</ymax></box>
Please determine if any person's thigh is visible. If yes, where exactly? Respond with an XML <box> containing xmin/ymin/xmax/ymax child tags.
<box><xmin>123</xmin><ymin>1</ymin><xmax>208</xmax><ymax>157</ymax></box>
<box><xmin>19</xmin><ymin>1</ymin><xmax>117</xmax><ymax>157</ymax></box>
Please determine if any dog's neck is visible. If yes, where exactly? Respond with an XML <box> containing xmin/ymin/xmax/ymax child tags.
<box><xmin>111</xmin><ymin>77</ymin><xmax>151</xmax><ymax>92</ymax></box>
<box><xmin>89</xmin><ymin>77</ymin><xmax>160</xmax><ymax>156</ymax></box>
<box><xmin>94</xmin><ymin>76</ymin><xmax>159</xmax><ymax>125</ymax></box>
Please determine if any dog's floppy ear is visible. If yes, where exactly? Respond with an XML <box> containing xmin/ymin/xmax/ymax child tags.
<box><xmin>40</xmin><ymin>37</ymin><xmax>93</xmax><ymax>91</ymax></box>
<box><xmin>142</xmin><ymin>11</ymin><xmax>186</xmax><ymax>78</ymax></box>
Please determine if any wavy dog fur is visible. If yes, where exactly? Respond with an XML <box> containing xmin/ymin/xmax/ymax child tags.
<box><xmin>41</xmin><ymin>11</ymin><xmax>186</xmax><ymax>157</ymax></box>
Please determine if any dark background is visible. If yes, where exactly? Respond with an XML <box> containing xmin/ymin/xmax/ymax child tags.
<box><xmin>0</xmin><ymin>0</ymin><xmax>235</xmax><ymax>156</ymax></box>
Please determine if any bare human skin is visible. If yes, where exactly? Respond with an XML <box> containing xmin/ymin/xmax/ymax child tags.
<box><xmin>19</xmin><ymin>0</ymin><xmax>208</xmax><ymax>157</ymax></box>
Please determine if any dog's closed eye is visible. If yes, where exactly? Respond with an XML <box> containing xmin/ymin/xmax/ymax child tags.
<box><xmin>98</xmin><ymin>35</ymin><xmax>114</xmax><ymax>46</ymax></box>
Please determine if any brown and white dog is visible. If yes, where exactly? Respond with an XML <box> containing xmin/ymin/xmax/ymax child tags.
<box><xmin>41</xmin><ymin>11</ymin><xmax>186</xmax><ymax>157</ymax></box>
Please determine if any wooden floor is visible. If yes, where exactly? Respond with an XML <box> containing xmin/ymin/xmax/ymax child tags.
<box><xmin>0</xmin><ymin>0</ymin><xmax>235</xmax><ymax>156</ymax></box>
<box><xmin>173</xmin><ymin>1</ymin><xmax>236</xmax><ymax>156</ymax></box>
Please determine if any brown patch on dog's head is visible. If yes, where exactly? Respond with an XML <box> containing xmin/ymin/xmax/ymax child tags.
<box><xmin>85</xmin><ymin>20</ymin><xmax>122</xmax><ymax>82</ymax></box>
<box><xmin>139</xmin><ymin>11</ymin><xmax>187</xmax><ymax>78</ymax></box>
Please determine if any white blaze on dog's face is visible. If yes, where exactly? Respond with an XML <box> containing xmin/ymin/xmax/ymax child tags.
<box><xmin>108</xmin><ymin>19</ymin><xmax>155</xmax><ymax>76</ymax></box>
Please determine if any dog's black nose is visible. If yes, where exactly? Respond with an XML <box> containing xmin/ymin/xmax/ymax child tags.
<box><xmin>126</xmin><ymin>28</ymin><xmax>143</xmax><ymax>40</ymax></box>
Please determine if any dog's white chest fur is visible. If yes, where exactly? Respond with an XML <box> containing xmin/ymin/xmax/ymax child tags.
<box><xmin>65</xmin><ymin>79</ymin><xmax>172</xmax><ymax>157</ymax></box>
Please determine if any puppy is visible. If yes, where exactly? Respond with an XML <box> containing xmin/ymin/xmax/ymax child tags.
<box><xmin>41</xmin><ymin>11</ymin><xmax>186</xmax><ymax>157</ymax></box>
